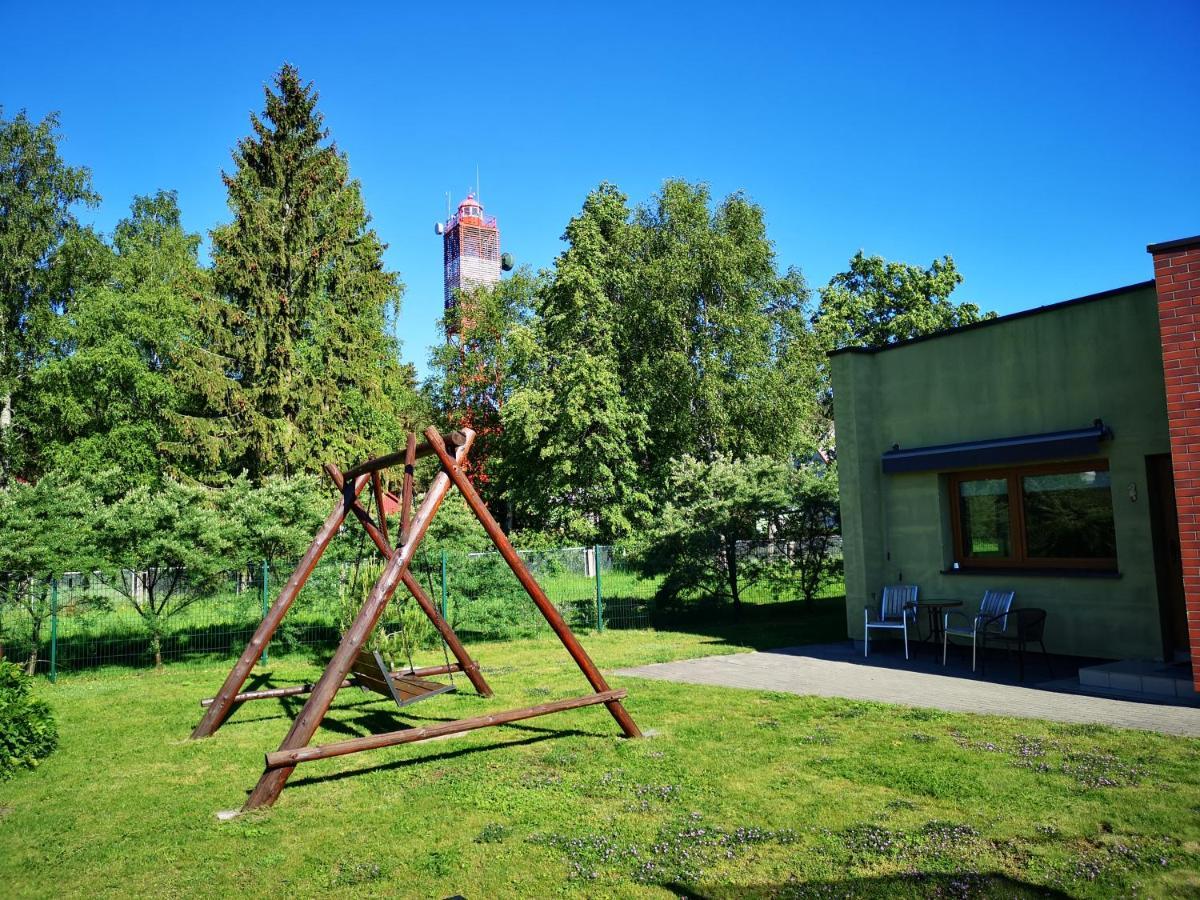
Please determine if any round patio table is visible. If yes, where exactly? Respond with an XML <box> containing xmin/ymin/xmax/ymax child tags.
<box><xmin>912</xmin><ymin>599</ymin><xmax>963</xmax><ymax>648</ymax></box>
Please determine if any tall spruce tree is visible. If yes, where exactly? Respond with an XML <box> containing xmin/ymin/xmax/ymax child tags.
<box><xmin>175</xmin><ymin>65</ymin><xmax>418</xmax><ymax>481</ymax></box>
<box><xmin>502</xmin><ymin>185</ymin><xmax>650</xmax><ymax>541</ymax></box>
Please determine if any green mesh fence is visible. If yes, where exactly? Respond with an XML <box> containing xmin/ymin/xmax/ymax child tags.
<box><xmin>0</xmin><ymin>541</ymin><xmax>843</xmax><ymax>679</ymax></box>
<box><xmin>439</xmin><ymin>545</ymin><xmax>659</xmax><ymax>639</ymax></box>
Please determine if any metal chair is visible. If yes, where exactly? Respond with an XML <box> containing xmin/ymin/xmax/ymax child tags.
<box><xmin>864</xmin><ymin>584</ymin><xmax>919</xmax><ymax>660</ymax></box>
<box><xmin>979</xmin><ymin>607</ymin><xmax>1052</xmax><ymax>682</ymax></box>
<box><xmin>942</xmin><ymin>589</ymin><xmax>1015</xmax><ymax>671</ymax></box>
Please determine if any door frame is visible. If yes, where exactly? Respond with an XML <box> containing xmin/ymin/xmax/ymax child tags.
<box><xmin>1145</xmin><ymin>453</ymin><xmax>1188</xmax><ymax>661</ymax></box>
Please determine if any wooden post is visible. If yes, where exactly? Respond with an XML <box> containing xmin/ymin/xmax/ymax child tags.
<box><xmin>424</xmin><ymin>427</ymin><xmax>641</xmax><ymax>739</ymax></box>
<box><xmin>324</xmin><ymin>463</ymin><xmax>493</xmax><ymax>699</ymax></box>
<box><xmin>49</xmin><ymin>578</ymin><xmax>58</xmax><ymax>683</ymax></box>
<box><xmin>259</xmin><ymin>559</ymin><xmax>269</xmax><ymax>666</ymax></box>
<box><xmin>190</xmin><ymin>474</ymin><xmax>371</xmax><ymax>739</ymax></box>
<box><xmin>371</xmin><ymin>470</ymin><xmax>388</xmax><ymax>545</ymax></box>
<box><xmin>594</xmin><ymin>545</ymin><xmax>604</xmax><ymax>632</ymax></box>
<box><xmin>242</xmin><ymin>432</ymin><xmax>475</xmax><ymax>811</ymax></box>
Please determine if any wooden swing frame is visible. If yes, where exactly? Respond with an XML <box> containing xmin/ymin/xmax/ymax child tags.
<box><xmin>191</xmin><ymin>426</ymin><xmax>641</xmax><ymax>812</ymax></box>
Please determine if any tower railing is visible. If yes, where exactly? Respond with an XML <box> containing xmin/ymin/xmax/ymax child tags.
<box><xmin>444</xmin><ymin>211</ymin><xmax>498</xmax><ymax>231</ymax></box>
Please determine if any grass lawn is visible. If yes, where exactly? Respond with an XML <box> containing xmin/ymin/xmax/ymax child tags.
<box><xmin>2</xmin><ymin>599</ymin><xmax>1198</xmax><ymax>898</ymax></box>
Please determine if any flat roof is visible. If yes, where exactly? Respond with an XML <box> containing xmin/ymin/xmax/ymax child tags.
<box><xmin>827</xmin><ymin>279</ymin><xmax>1155</xmax><ymax>358</ymax></box>
<box><xmin>1147</xmin><ymin>234</ymin><xmax>1200</xmax><ymax>254</ymax></box>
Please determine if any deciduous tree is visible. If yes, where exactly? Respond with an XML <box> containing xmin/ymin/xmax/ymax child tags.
<box><xmin>90</xmin><ymin>480</ymin><xmax>236</xmax><ymax>668</ymax></box>
<box><xmin>814</xmin><ymin>251</ymin><xmax>992</xmax><ymax>351</ymax></box>
<box><xmin>0</xmin><ymin>473</ymin><xmax>99</xmax><ymax>673</ymax></box>
<box><xmin>0</xmin><ymin>109</ymin><xmax>99</xmax><ymax>482</ymax></box>
<box><xmin>639</xmin><ymin>454</ymin><xmax>793</xmax><ymax>610</ymax></box>
<box><xmin>624</xmin><ymin>181</ymin><xmax>821</xmax><ymax>469</ymax></box>
<box><xmin>28</xmin><ymin>192</ymin><xmax>205</xmax><ymax>491</ymax></box>
<box><xmin>429</xmin><ymin>270</ymin><xmax>539</xmax><ymax>504</ymax></box>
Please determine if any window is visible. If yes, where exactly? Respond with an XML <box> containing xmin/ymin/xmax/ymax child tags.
<box><xmin>949</xmin><ymin>461</ymin><xmax>1117</xmax><ymax>570</ymax></box>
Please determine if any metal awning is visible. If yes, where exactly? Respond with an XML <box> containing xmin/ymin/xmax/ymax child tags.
<box><xmin>881</xmin><ymin>421</ymin><xmax>1112</xmax><ymax>474</ymax></box>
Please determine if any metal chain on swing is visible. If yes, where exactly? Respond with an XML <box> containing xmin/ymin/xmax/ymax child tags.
<box><xmin>346</xmin><ymin>467</ymin><xmax>455</xmax><ymax>686</ymax></box>
<box><xmin>422</xmin><ymin>546</ymin><xmax>454</xmax><ymax>687</ymax></box>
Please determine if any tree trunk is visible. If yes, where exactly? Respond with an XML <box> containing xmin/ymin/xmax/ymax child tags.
<box><xmin>25</xmin><ymin>617</ymin><xmax>41</xmax><ymax>676</ymax></box>
<box><xmin>0</xmin><ymin>391</ymin><xmax>11</xmax><ymax>485</ymax></box>
<box><xmin>725</xmin><ymin>535</ymin><xmax>741</xmax><ymax>613</ymax></box>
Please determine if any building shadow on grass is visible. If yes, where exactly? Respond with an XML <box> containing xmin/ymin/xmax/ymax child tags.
<box><xmin>774</xmin><ymin>640</ymin><xmax>1200</xmax><ymax>708</ymax></box>
<box><xmin>658</xmin><ymin>872</ymin><xmax>1070</xmax><ymax>898</ymax></box>
<box><xmin>649</xmin><ymin>596</ymin><xmax>848</xmax><ymax>653</ymax></box>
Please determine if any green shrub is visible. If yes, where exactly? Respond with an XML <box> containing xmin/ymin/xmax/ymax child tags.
<box><xmin>0</xmin><ymin>660</ymin><xmax>58</xmax><ymax>779</ymax></box>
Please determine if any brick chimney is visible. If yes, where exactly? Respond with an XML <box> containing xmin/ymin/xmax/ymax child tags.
<box><xmin>1148</xmin><ymin>235</ymin><xmax>1200</xmax><ymax>687</ymax></box>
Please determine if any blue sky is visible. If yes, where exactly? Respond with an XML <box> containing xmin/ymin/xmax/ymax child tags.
<box><xmin>3</xmin><ymin>1</ymin><xmax>1197</xmax><ymax>379</ymax></box>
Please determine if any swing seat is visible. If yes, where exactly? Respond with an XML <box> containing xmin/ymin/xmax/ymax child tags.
<box><xmin>350</xmin><ymin>648</ymin><xmax>455</xmax><ymax>709</ymax></box>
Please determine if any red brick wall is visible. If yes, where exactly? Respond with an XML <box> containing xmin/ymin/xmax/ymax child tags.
<box><xmin>1149</xmin><ymin>236</ymin><xmax>1200</xmax><ymax>688</ymax></box>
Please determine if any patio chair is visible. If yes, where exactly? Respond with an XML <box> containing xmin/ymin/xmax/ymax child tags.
<box><xmin>942</xmin><ymin>589</ymin><xmax>1015</xmax><ymax>671</ymax></box>
<box><xmin>864</xmin><ymin>584</ymin><xmax>919</xmax><ymax>660</ymax></box>
<box><xmin>979</xmin><ymin>607</ymin><xmax>1052</xmax><ymax>682</ymax></box>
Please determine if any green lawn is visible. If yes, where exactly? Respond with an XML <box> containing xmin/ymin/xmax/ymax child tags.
<box><xmin>2</xmin><ymin>600</ymin><xmax>1197</xmax><ymax>898</ymax></box>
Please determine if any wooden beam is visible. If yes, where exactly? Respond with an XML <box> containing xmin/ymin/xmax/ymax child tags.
<box><xmin>189</xmin><ymin>474</ymin><xmax>371</xmax><ymax>740</ymax></box>
<box><xmin>199</xmin><ymin>664</ymin><xmax>467</xmax><ymax>708</ymax></box>
<box><xmin>424</xmin><ymin>427</ymin><xmax>642</xmax><ymax>739</ymax></box>
<box><xmin>200</xmin><ymin>681</ymin><xmax>347</xmax><ymax>707</ymax></box>
<box><xmin>342</xmin><ymin>430</ymin><xmax>467</xmax><ymax>481</ymax></box>
<box><xmin>371</xmin><ymin>470</ymin><xmax>388</xmax><ymax>545</ymax></box>
<box><xmin>242</xmin><ymin>431</ymin><xmax>475</xmax><ymax>811</ymax></box>
<box><xmin>265</xmin><ymin>689</ymin><xmax>626</xmax><ymax>769</ymax></box>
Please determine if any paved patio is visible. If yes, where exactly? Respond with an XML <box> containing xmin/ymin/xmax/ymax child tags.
<box><xmin>614</xmin><ymin>642</ymin><xmax>1200</xmax><ymax>736</ymax></box>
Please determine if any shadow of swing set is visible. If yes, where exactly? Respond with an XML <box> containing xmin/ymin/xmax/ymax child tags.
<box><xmin>190</xmin><ymin>427</ymin><xmax>642</xmax><ymax>812</ymax></box>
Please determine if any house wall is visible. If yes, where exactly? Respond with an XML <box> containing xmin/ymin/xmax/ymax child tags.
<box><xmin>1149</xmin><ymin>237</ymin><xmax>1200</xmax><ymax>688</ymax></box>
<box><xmin>832</xmin><ymin>283</ymin><xmax>1171</xmax><ymax>661</ymax></box>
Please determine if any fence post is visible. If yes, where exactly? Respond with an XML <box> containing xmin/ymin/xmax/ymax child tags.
<box><xmin>260</xmin><ymin>559</ymin><xmax>270</xmax><ymax>666</ymax></box>
<box><xmin>49</xmin><ymin>578</ymin><xmax>58</xmax><ymax>683</ymax></box>
<box><xmin>440</xmin><ymin>549</ymin><xmax>448</xmax><ymax>619</ymax></box>
<box><xmin>594</xmin><ymin>545</ymin><xmax>604</xmax><ymax>632</ymax></box>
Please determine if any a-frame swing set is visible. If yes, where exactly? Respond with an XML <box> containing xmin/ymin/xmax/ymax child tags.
<box><xmin>191</xmin><ymin>426</ymin><xmax>641</xmax><ymax>812</ymax></box>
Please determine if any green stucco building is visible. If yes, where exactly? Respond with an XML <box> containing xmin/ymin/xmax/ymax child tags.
<box><xmin>831</xmin><ymin>235</ymin><xmax>1200</xmax><ymax>681</ymax></box>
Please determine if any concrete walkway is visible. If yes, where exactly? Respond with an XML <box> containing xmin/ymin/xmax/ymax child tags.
<box><xmin>615</xmin><ymin>644</ymin><xmax>1200</xmax><ymax>737</ymax></box>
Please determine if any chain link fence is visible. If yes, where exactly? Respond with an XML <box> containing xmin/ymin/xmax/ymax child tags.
<box><xmin>0</xmin><ymin>542</ymin><xmax>844</xmax><ymax>679</ymax></box>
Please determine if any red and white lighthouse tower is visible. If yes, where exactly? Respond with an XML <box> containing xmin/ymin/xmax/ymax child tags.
<box><xmin>434</xmin><ymin>191</ymin><xmax>513</xmax><ymax>492</ymax></box>
<box><xmin>436</xmin><ymin>193</ymin><xmax>505</xmax><ymax>331</ymax></box>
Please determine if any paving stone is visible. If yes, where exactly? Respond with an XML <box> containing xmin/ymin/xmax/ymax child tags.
<box><xmin>615</xmin><ymin>644</ymin><xmax>1200</xmax><ymax>737</ymax></box>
